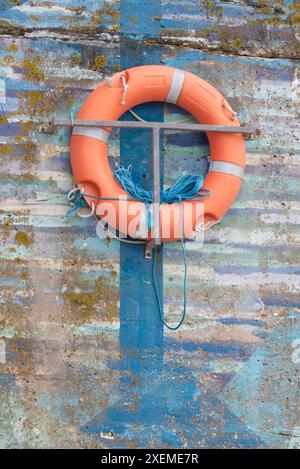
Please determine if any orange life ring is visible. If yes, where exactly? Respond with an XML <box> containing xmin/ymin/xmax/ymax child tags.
<box><xmin>70</xmin><ymin>65</ymin><xmax>245</xmax><ymax>242</ymax></box>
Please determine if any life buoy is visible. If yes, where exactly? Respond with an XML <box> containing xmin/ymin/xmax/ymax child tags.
<box><xmin>70</xmin><ymin>65</ymin><xmax>245</xmax><ymax>242</ymax></box>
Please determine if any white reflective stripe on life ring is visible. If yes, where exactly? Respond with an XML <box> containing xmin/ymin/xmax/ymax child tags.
<box><xmin>209</xmin><ymin>161</ymin><xmax>244</xmax><ymax>180</ymax></box>
<box><xmin>166</xmin><ymin>69</ymin><xmax>185</xmax><ymax>104</ymax></box>
<box><xmin>72</xmin><ymin>126</ymin><xmax>110</xmax><ymax>144</ymax></box>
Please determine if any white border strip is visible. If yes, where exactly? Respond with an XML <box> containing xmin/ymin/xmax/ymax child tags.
<box><xmin>209</xmin><ymin>161</ymin><xmax>244</xmax><ymax>180</ymax></box>
<box><xmin>72</xmin><ymin>126</ymin><xmax>109</xmax><ymax>143</ymax></box>
<box><xmin>166</xmin><ymin>69</ymin><xmax>185</xmax><ymax>104</ymax></box>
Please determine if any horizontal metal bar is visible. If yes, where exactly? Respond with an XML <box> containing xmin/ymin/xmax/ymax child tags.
<box><xmin>53</xmin><ymin>118</ymin><xmax>257</xmax><ymax>135</ymax></box>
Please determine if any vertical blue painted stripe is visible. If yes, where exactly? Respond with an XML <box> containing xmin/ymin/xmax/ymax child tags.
<box><xmin>119</xmin><ymin>1</ymin><xmax>164</xmax><ymax>373</ymax></box>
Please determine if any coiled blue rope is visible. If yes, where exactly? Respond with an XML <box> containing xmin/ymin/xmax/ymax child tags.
<box><xmin>68</xmin><ymin>164</ymin><xmax>210</xmax><ymax>330</ymax></box>
<box><xmin>115</xmin><ymin>164</ymin><xmax>209</xmax><ymax>205</ymax></box>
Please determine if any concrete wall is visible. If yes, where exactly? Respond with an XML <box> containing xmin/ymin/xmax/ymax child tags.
<box><xmin>0</xmin><ymin>0</ymin><xmax>299</xmax><ymax>448</ymax></box>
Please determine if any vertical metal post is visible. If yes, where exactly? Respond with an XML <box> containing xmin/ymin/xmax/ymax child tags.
<box><xmin>152</xmin><ymin>126</ymin><xmax>161</xmax><ymax>245</ymax></box>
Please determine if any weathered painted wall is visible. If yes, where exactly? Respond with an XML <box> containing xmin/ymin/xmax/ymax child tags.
<box><xmin>0</xmin><ymin>0</ymin><xmax>300</xmax><ymax>448</ymax></box>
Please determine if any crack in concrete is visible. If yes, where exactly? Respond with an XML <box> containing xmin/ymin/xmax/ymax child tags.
<box><xmin>0</xmin><ymin>28</ymin><xmax>299</xmax><ymax>61</ymax></box>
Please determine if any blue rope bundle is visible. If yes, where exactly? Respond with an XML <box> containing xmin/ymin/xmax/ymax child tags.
<box><xmin>115</xmin><ymin>164</ymin><xmax>209</xmax><ymax>204</ymax></box>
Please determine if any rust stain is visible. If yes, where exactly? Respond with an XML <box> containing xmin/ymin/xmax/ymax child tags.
<box><xmin>15</xmin><ymin>231</ymin><xmax>33</xmax><ymax>247</ymax></box>
<box><xmin>94</xmin><ymin>55</ymin><xmax>108</xmax><ymax>70</ymax></box>
<box><xmin>8</xmin><ymin>41</ymin><xmax>19</xmax><ymax>53</ymax></box>
<box><xmin>64</xmin><ymin>275</ymin><xmax>118</xmax><ymax>324</ymax></box>
<box><xmin>21</xmin><ymin>54</ymin><xmax>45</xmax><ymax>82</ymax></box>
<box><xmin>232</xmin><ymin>38</ymin><xmax>245</xmax><ymax>51</ymax></box>
<box><xmin>70</xmin><ymin>54</ymin><xmax>81</xmax><ymax>65</ymax></box>
<box><xmin>0</xmin><ymin>145</ymin><xmax>11</xmax><ymax>155</ymax></box>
